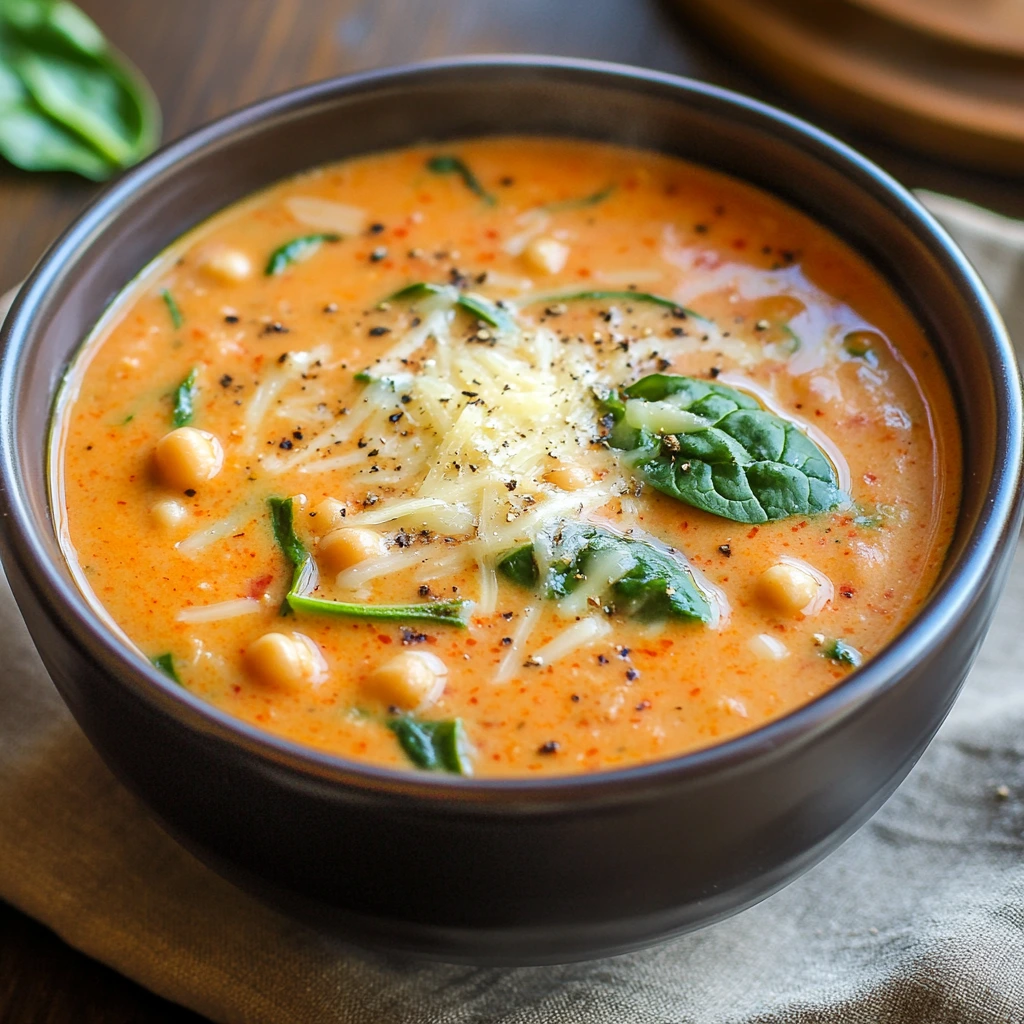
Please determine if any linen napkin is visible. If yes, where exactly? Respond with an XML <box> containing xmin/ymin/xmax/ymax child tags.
<box><xmin>1</xmin><ymin>192</ymin><xmax>1022</xmax><ymax>1024</ymax></box>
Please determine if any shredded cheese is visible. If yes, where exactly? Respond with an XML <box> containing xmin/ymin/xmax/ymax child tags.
<box><xmin>177</xmin><ymin>598</ymin><xmax>263</xmax><ymax>623</ymax></box>
<box><xmin>530</xmin><ymin>616</ymin><xmax>613</xmax><ymax>666</ymax></box>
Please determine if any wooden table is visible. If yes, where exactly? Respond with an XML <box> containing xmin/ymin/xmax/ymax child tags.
<box><xmin>0</xmin><ymin>1</ymin><xmax>1020</xmax><ymax>1019</ymax></box>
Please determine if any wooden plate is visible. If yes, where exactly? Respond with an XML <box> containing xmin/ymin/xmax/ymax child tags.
<box><xmin>846</xmin><ymin>0</ymin><xmax>1024</xmax><ymax>59</ymax></box>
<box><xmin>674</xmin><ymin>0</ymin><xmax>1024</xmax><ymax>173</ymax></box>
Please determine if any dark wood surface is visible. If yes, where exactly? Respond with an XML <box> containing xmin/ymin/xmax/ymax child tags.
<box><xmin>0</xmin><ymin>1</ymin><xmax>1020</xmax><ymax>1020</ymax></box>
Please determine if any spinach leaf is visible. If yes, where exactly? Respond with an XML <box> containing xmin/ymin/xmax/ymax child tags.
<box><xmin>821</xmin><ymin>637</ymin><xmax>862</xmax><ymax>668</ymax></box>
<box><xmin>151</xmin><ymin>652</ymin><xmax>181</xmax><ymax>684</ymax></box>
<box><xmin>602</xmin><ymin>373</ymin><xmax>846</xmax><ymax>524</ymax></box>
<box><xmin>0</xmin><ymin>0</ymin><xmax>159</xmax><ymax>178</ymax></box>
<box><xmin>267</xmin><ymin>497</ymin><xmax>471</xmax><ymax>627</ymax></box>
<box><xmin>383</xmin><ymin>281</ymin><xmax>514</xmax><ymax>332</ymax></box>
<box><xmin>268</xmin><ymin>495</ymin><xmax>311</xmax><ymax>594</ymax></box>
<box><xmin>498</xmin><ymin>520</ymin><xmax>712</xmax><ymax>624</ymax></box>
<box><xmin>541</xmin><ymin>184</ymin><xmax>615</xmax><ymax>212</ymax></box>
<box><xmin>286</xmin><ymin>592</ymin><xmax>470</xmax><ymax>626</ymax></box>
<box><xmin>171</xmin><ymin>366</ymin><xmax>197</xmax><ymax>428</ymax></box>
<box><xmin>425</xmin><ymin>153</ymin><xmax>495</xmax><ymax>205</ymax></box>
<box><xmin>525</xmin><ymin>289</ymin><xmax>705</xmax><ymax>321</ymax></box>
<box><xmin>161</xmin><ymin>288</ymin><xmax>182</xmax><ymax>329</ymax></box>
<box><xmin>265</xmin><ymin>233</ymin><xmax>340</xmax><ymax>276</ymax></box>
<box><xmin>388</xmin><ymin>715</ymin><xmax>473</xmax><ymax>774</ymax></box>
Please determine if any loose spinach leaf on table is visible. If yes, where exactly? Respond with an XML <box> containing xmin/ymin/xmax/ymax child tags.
<box><xmin>600</xmin><ymin>373</ymin><xmax>846</xmax><ymax>524</ymax></box>
<box><xmin>265</xmin><ymin>233</ymin><xmax>340</xmax><ymax>276</ymax></box>
<box><xmin>0</xmin><ymin>0</ymin><xmax>160</xmax><ymax>179</ymax></box>
<box><xmin>267</xmin><ymin>496</ymin><xmax>471</xmax><ymax>626</ymax></box>
<box><xmin>498</xmin><ymin>520</ymin><xmax>712</xmax><ymax>624</ymax></box>
<box><xmin>171</xmin><ymin>366</ymin><xmax>197</xmax><ymax>428</ymax></box>
<box><xmin>425</xmin><ymin>153</ymin><xmax>495</xmax><ymax>205</ymax></box>
<box><xmin>388</xmin><ymin>715</ymin><xmax>473</xmax><ymax>774</ymax></box>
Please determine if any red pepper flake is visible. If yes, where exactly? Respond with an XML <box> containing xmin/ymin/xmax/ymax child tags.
<box><xmin>248</xmin><ymin>574</ymin><xmax>274</xmax><ymax>599</ymax></box>
<box><xmin>377</xmin><ymin>634</ymin><xmax>393</xmax><ymax>644</ymax></box>
<box><xmin>747</xmin><ymin>526</ymin><xmax>759</xmax><ymax>539</ymax></box>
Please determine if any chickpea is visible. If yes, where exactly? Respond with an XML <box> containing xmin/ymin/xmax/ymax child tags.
<box><xmin>154</xmin><ymin>427</ymin><xmax>224</xmax><ymax>491</ymax></box>
<box><xmin>318</xmin><ymin>527</ymin><xmax>388</xmax><ymax>575</ymax></box>
<box><xmin>543</xmin><ymin>464</ymin><xmax>591</xmax><ymax>491</ymax></box>
<box><xmin>200</xmin><ymin>246</ymin><xmax>253</xmax><ymax>283</ymax></box>
<box><xmin>364</xmin><ymin>651</ymin><xmax>447</xmax><ymax>711</ymax></box>
<box><xmin>523</xmin><ymin>236</ymin><xmax>569</xmax><ymax>275</ymax></box>
<box><xmin>245</xmin><ymin>631</ymin><xmax>326</xmax><ymax>691</ymax></box>
<box><xmin>151</xmin><ymin>498</ymin><xmax>187</xmax><ymax>530</ymax></box>
<box><xmin>308</xmin><ymin>497</ymin><xmax>347</xmax><ymax>536</ymax></box>
<box><xmin>757</xmin><ymin>562</ymin><xmax>821</xmax><ymax>616</ymax></box>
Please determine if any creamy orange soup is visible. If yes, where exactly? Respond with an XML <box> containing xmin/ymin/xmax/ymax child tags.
<box><xmin>53</xmin><ymin>138</ymin><xmax>961</xmax><ymax>776</ymax></box>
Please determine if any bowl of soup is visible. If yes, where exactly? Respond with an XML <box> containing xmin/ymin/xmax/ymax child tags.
<box><xmin>0</xmin><ymin>57</ymin><xmax>1020</xmax><ymax>964</ymax></box>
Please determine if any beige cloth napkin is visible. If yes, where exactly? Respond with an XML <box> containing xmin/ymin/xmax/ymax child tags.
<box><xmin>1</xmin><ymin>192</ymin><xmax>1022</xmax><ymax>1023</ymax></box>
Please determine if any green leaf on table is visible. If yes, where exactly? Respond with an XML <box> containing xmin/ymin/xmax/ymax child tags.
<box><xmin>171</xmin><ymin>366</ymin><xmax>197</xmax><ymax>428</ymax></box>
<box><xmin>388</xmin><ymin>715</ymin><xmax>473</xmax><ymax>774</ymax></box>
<box><xmin>0</xmin><ymin>0</ymin><xmax>160</xmax><ymax>178</ymax></box>
<box><xmin>602</xmin><ymin>373</ymin><xmax>846</xmax><ymax>524</ymax></box>
<box><xmin>426</xmin><ymin>153</ymin><xmax>495</xmax><ymax>205</ymax></box>
<box><xmin>498</xmin><ymin>520</ymin><xmax>712</xmax><ymax>624</ymax></box>
<box><xmin>265</xmin><ymin>233</ymin><xmax>340</xmax><ymax>276</ymax></box>
<box><xmin>267</xmin><ymin>496</ymin><xmax>471</xmax><ymax>626</ymax></box>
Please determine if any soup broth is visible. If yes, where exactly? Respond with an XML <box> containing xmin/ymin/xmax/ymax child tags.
<box><xmin>54</xmin><ymin>138</ymin><xmax>961</xmax><ymax>776</ymax></box>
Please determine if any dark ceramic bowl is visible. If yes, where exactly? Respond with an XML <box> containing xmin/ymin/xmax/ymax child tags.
<box><xmin>0</xmin><ymin>57</ymin><xmax>1020</xmax><ymax>966</ymax></box>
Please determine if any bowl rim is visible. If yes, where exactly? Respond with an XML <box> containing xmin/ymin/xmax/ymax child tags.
<box><xmin>1</xmin><ymin>53</ymin><xmax>1020</xmax><ymax>804</ymax></box>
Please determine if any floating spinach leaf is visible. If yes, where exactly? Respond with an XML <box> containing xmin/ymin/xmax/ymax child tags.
<box><xmin>498</xmin><ymin>520</ymin><xmax>711</xmax><ymax>624</ymax></box>
<box><xmin>287</xmin><ymin>592</ymin><xmax>470</xmax><ymax>625</ymax></box>
<box><xmin>265</xmin><ymin>233</ymin><xmax>340</xmax><ymax>276</ymax></box>
<box><xmin>388</xmin><ymin>715</ymin><xmax>473</xmax><ymax>774</ymax></box>
<box><xmin>426</xmin><ymin>153</ymin><xmax>495</xmax><ymax>205</ymax></box>
<box><xmin>267</xmin><ymin>496</ymin><xmax>470</xmax><ymax>626</ymax></box>
<box><xmin>525</xmin><ymin>289</ymin><xmax>705</xmax><ymax>321</ymax></box>
<box><xmin>171</xmin><ymin>366</ymin><xmax>197</xmax><ymax>428</ymax></box>
<box><xmin>0</xmin><ymin>0</ymin><xmax>160</xmax><ymax>178</ymax></box>
<box><xmin>541</xmin><ymin>184</ymin><xmax>615</xmax><ymax>212</ymax></box>
<box><xmin>268</xmin><ymin>495</ymin><xmax>311</xmax><ymax>593</ymax></box>
<box><xmin>821</xmin><ymin>637</ymin><xmax>861</xmax><ymax>668</ymax></box>
<box><xmin>602</xmin><ymin>373</ymin><xmax>846</xmax><ymax>524</ymax></box>
<box><xmin>383</xmin><ymin>281</ymin><xmax>515</xmax><ymax>331</ymax></box>
<box><xmin>151</xmin><ymin>652</ymin><xmax>181</xmax><ymax>684</ymax></box>
<box><xmin>161</xmin><ymin>288</ymin><xmax>183</xmax><ymax>329</ymax></box>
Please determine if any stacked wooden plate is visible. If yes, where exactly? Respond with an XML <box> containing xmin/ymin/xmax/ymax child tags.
<box><xmin>674</xmin><ymin>0</ymin><xmax>1024</xmax><ymax>173</ymax></box>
